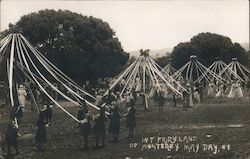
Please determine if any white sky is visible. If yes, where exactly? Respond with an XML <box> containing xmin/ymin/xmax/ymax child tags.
<box><xmin>0</xmin><ymin>0</ymin><xmax>249</xmax><ymax>51</ymax></box>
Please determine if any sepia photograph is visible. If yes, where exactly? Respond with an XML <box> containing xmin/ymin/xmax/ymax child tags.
<box><xmin>0</xmin><ymin>0</ymin><xmax>249</xmax><ymax>158</ymax></box>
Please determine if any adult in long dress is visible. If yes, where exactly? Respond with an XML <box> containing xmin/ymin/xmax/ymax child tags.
<box><xmin>135</xmin><ymin>78</ymin><xmax>141</xmax><ymax>92</ymax></box>
<box><xmin>228</xmin><ymin>82</ymin><xmax>236</xmax><ymax>98</ymax></box>
<box><xmin>234</xmin><ymin>81</ymin><xmax>244</xmax><ymax>98</ymax></box>
<box><xmin>187</xmin><ymin>84</ymin><xmax>193</xmax><ymax>107</ymax></box>
<box><xmin>215</xmin><ymin>84</ymin><xmax>224</xmax><ymax>97</ymax></box>
<box><xmin>18</xmin><ymin>85</ymin><xmax>27</xmax><ymax>112</ymax></box>
<box><xmin>182</xmin><ymin>90</ymin><xmax>189</xmax><ymax>111</ymax></box>
<box><xmin>193</xmin><ymin>87</ymin><xmax>200</xmax><ymax>104</ymax></box>
<box><xmin>207</xmin><ymin>83</ymin><xmax>215</xmax><ymax>97</ymax></box>
<box><xmin>158</xmin><ymin>91</ymin><xmax>165</xmax><ymax>113</ymax></box>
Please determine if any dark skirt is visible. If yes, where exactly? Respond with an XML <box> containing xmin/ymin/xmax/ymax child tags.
<box><xmin>127</xmin><ymin>117</ymin><xmax>136</xmax><ymax>128</ymax></box>
<box><xmin>36</xmin><ymin>127</ymin><xmax>46</xmax><ymax>144</ymax></box>
<box><xmin>93</xmin><ymin>122</ymin><xmax>106</xmax><ymax>136</ymax></box>
<box><xmin>5</xmin><ymin>130</ymin><xmax>18</xmax><ymax>146</ymax></box>
<box><xmin>80</xmin><ymin>123</ymin><xmax>92</xmax><ymax>137</ymax></box>
<box><xmin>108</xmin><ymin>120</ymin><xmax>120</xmax><ymax>134</ymax></box>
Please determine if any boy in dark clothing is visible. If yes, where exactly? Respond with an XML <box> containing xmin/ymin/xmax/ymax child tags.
<box><xmin>4</xmin><ymin>121</ymin><xmax>19</xmax><ymax>156</ymax></box>
<box><xmin>79</xmin><ymin>113</ymin><xmax>92</xmax><ymax>150</ymax></box>
<box><xmin>77</xmin><ymin>101</ymin><xmax>88</xmax><ymax>127</ymax></box>
<box><xmin>125</xmin><ymin>105</ymin><xmax>136</xmax><ymax>139</ymax></box>
<box><xmin>108</xmin><ymin>105</ymin><xmax>121</xmax><ymax>143</ymax></box>
<box><xmin>77</xmin><ymin>101</ymin><xmax>88</xmax><ymax>120</ymax></box>
<box><xmin>10</xmin><ymin>104</ymin><xmax>23</xmax><ymax>126</ymax></box>
<box><xmin>93</xmin><ymin>106</ymin><xmax>107</xmax><ymax>148</ymax></box>
<box><xmin>36</xmin><ymin>113</ymin><xmax>47</xmax><ymax>151</ymax></box>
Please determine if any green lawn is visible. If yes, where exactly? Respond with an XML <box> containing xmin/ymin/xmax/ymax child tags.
<box><xmin>1</xmin><ymin>97</ymin><xmax>250</xmax><ymax>159</ymax></box>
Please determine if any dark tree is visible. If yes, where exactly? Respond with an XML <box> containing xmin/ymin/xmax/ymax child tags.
<box><xmin>171</xmin><ymin>42</ymin><xmax>197</xmax><ymax>69</ymax></box>
<box><xmin>1</xmin><ymin>9</ymin><xmax>129</xmax><ymax>81</ymax></box>
<box><xmin>170</xmin><ymin>32</ymin><xmax>248</xmax><ymax>69</ymax></box>
<box><xmin>155</xmin><ymin>52</ymin><xmax>171</xmax><ymax>67</ymax></box>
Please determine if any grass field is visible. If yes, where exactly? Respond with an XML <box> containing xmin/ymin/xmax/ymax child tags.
<box><xmin>1</xmin><ymin>96</ymin><xmax>250</xmax><ymax>159</ymax></box>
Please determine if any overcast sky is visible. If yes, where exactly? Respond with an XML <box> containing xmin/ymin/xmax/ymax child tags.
<box><xmin>0</xmin><ymin>0</ymin><xmax>249</xmax><ymax>51</ymax></box>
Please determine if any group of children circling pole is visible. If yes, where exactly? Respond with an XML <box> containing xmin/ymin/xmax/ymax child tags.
<box><xmin>76</xmin><ymin>90</ymin><xmax>137</xmax><ymax>150</ymax></box>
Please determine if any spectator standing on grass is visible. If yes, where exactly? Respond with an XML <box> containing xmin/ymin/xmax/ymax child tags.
<box><xmin>153</xmin><ymin>91</ymin><xmax>159</xmax><ymax>107</ymax></box>
<box><xmin>35</xmin><ymin>109</ymin><xmax>47</xmax><ymax>151</ymax></box>
<box><xmin>125</xmin><ymin>104</ymin><xmax>136</xmax><ymax>139</ymax></box>
<box><xmin>158</xmin><ymin>91</ymin><xmax>165</xmax><ymax>113</ymax></box>
<box><xmin>79</xmin><ymin>112</ymin><xmax>92</xmax><ymax>150</ymax></box>
<box><xmin>108</xmin><ymin>103</ymin><xmax>121</xmax><ymax>143</ymax></box>
<box><xmin>93</xmin><ymin>106</ymin><xmax>107</xmax><ymax>148</ymax></box>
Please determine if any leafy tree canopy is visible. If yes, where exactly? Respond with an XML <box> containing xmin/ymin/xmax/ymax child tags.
<box><xmin>2</xmin><ymin>9</ymin><xmax>129</xmax><ymax>82</ymax></box>
<box><xmin>157</xmin><ymin>32</ymin><xmax>248</xmax><ymax>69</ymax></box>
